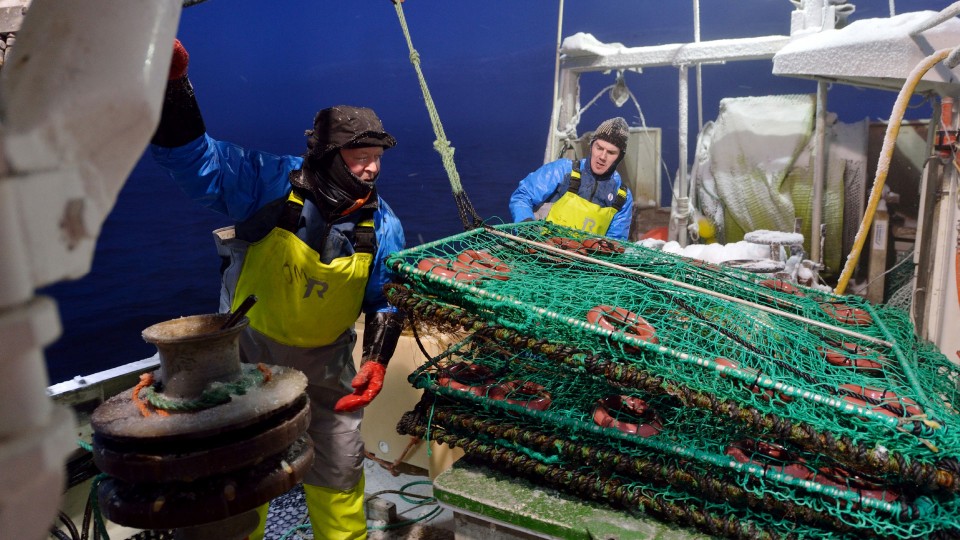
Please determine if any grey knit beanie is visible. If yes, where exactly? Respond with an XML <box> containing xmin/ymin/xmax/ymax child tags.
<box><xmin>590</xmin><ymin>117</ymin><xmax>629</xmax><ymax>154</ymax></box>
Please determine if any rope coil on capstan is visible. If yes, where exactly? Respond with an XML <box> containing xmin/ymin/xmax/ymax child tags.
<box><xmin>392</xmin><ymin>2</ymin><xmax>484</xmax><ymax>230</ymax></box>
<box><xmin>136</xmin><ymin>363</ymin><xmax>272</xmax><ymax>414</ymax></box>
<box><xmin>133</xmin><ymin>372</ymin><xmax>170</xmax><ymax>417</ymax></box>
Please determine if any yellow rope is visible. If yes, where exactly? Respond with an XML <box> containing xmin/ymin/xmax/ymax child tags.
<box><xmin>835</xmin><ymin>48</ymin><xmax>952</xmax><ymax>294</ymax></box>
<box><xmin>393</xmin><ymin>2</ymin><xmax>465</xmax><ymax>194</ymax></box>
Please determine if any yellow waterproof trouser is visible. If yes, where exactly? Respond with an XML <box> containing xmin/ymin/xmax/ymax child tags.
<box><xmin>246</xmin><ymin>503</ymin><xmax>269</xmax><ymax>540</ymax></box>
<box><xmin>244</xmin><ymin>474</ymin><xmax>365</xmax><ymax>540</ymax></box>
<box><xmin>304</xmin><ymin>475</ymin><xmax>367</xmax><ymax>540</ymax></box>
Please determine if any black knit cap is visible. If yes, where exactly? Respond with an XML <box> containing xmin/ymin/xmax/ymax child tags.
<box><xmin>590</xmin><ymin>117</ymin><xmax>629</xmax><ymax>154</ymax></box>
<box><xmin>305</xmin><ymin>105</ymin><xmax>397</xmax><ymax>161</ymax></box>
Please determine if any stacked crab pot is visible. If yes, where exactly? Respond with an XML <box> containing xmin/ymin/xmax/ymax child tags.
<box><xmin>386</xmin><ymin>221</ymin><xmax>960</xmax><ymax>540</ymax></box>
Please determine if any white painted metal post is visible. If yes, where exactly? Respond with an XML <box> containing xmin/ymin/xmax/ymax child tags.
<box><xmin>672</xmin><ymin>64</ymin><xmax>690</xmax><ymax>247</ymax></box>
<box><xmin>811</xmin><ymin>80</ymin><xmax>828</xmax><ymax>265</ymax></box>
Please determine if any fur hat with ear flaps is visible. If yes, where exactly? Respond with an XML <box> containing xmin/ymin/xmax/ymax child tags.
<box><xmin>590</xmin><ymin>117</ymin><xmax>629</xmax><ymax>155</ymax></box>
<box><xmin>305</xmin><ymin>105</ymin><xmax>397</xmax><ymax>161</ymax></box>
<box><xmin>294</xmin><ymin>106</ymin><xmax>397</xmax><ymax>217</ymax></box>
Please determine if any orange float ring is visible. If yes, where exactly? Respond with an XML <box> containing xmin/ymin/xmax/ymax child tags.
<box><xmin>820</xmin><ymin>302</ymin><xmax>872</xmax><ymax>326</ymax></box>
<box><xmin>580</xmin><ymin>237</ymin><xmax>625</xmax><ymax>255</ymax></box>
<box><xmin>714</xmin><ymin>357</ymin><xmax>790</xmax><ymax>403</ymax></box>
<box><xmin>839</xmin><ymin>384</ymin><xmax>924</xmax><ymax>419</ymax></box>
<box><xmin>726</xmin><ymin>439</ymin><xmax>899</xmax><ymax>502</ymax></box>
<box><xmin>725</xmin><ymin>440</ymin><xmax>810</xmax><ymax>479</ymax></box>
<box><xmin>813</xmin><ymin>465</ymin><xmax>900</xmax><ymax>503</ymax></box>
<box><xmin>759</xmin><ymin>279</ymin><xmax>805</xmax><ymax>297</ymax></box>
<box><xmin>436</xmin><ymin>362</ymin><xmax>495</xmax><ymax>397</ymax></box>
<box><xmin>817</xmin><ymin>340</ymin><xmax>886</xmax><ymax>375</ymax></box>
<box><xmin>416</xmin><ymin>257</ymin><xmax>483</xmax><ymax>282</ymax></box>
<box><xmin>586</xmin><ymin>305</ymin><xmax>658</xmax><ymax>344</ymax></box>
<box><xmin>592</xmin><ymin>395</ymin><xmax>663</xmax><ymax>437</ymax></box>
<box><xmin>456</xmin><ymin>250</ymin><xmax>511</xmax><ymax>280</ymax></box>
<box><xmin>546</xmin><ymin>236</ymin><xmax>584</xmax><ymax>252</ymax></box>
<box><xmin>487</xmin><ymin>380</ymin><xmax>552</xmax><ymax>411</ymax></box>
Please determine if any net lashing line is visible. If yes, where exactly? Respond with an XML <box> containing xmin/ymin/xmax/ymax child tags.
<box><xmin>395</xmin><ymin>333</ymin><xmax>960</xmax><ymax>539</ymax></box>
<box><xmin>384</xmin><ymin>221</ymin><xmax>960</xmax><ymax>491</ymax></box>
<box><xmin>392</xmin><ymin>1</ymin><xmax>483</xmax><ymax>231</ymax></box>
<box><xmin>402</xmin><ymin>419</ymin><xmax>852</xmax><ymax>540</ymax></box>
<box><xmin>388</xmin><ymin>284</ymin><xmax>960</xmax><ymax>501</ymax></box>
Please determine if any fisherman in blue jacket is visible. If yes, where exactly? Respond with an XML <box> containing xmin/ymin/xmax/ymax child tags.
<box><xmin>509</xmin><ymin>117</ymin><xmax>635</xmax><ymax>240</ymax></box>
<box><xmin>150</xmin><ymin>40</ymin><xmax>404</xmax><ymax>540</ymax></box>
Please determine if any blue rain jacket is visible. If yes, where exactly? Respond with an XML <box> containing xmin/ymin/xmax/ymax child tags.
<box><xmin>509</xmin><ymin>158</ymin><xmax>634</xmax><ymax>240</ymax></box>
<box><xmin>150</xmin><ymin>133</ymin><xmax>405</xmax><ymax>314</ymax></box>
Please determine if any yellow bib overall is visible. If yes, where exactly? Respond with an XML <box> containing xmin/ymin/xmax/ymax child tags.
<box><xmin>546</xmin><ymin>161</ymin><xmax>627</xmax><ymax>236</ymax></box>
<box><xmin>232</xmin><ymin>191</ymin><xmax>373</xmax><ymax>348</ymax></box>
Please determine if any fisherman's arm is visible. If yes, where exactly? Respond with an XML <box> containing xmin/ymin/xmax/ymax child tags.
<box><xmin>606</xmin><ymin>182</ymin><xmax>634</xmax><ymax>240</ymax></box>
<box><xmin>509</xmin><ymin>159</ymin><xmax>569</xmax><ymax>222</ymax></box>
<box><xmin>148</xmin><ymin>39</ymin><xmax>298</xmax><ymax>221</ymax></box>
<box><xmin>333</xmin><ymin>199</ymin><xmax>406</xmax><ymax>413</ymax></box>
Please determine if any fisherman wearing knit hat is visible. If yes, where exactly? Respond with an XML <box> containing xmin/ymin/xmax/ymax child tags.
<box><xmin>509</xmin><ymin>117</ymin><xmax>635</xmax><ymax>240</ymax></box>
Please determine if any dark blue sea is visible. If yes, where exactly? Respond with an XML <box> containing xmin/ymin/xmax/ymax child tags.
<box><xmin>40</xmin><ymin>0</ymin><xmax>944</xmax><ymax>384</ymax></box>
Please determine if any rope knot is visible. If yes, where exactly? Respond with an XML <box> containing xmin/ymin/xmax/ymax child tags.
<box><xmin>433</xmin><ymin>139</ymin><xmax>454</xmax><ymax>154</ymax></box>
<box><xmin>409</xmin><ymin>50</ymin><xmax>420</xmax><ymax>64</ymax></box>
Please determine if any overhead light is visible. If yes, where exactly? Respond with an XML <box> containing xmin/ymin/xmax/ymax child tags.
<box><xmin>610</xmin><ymin>71</ymin><xmax>629</xmax><ymax>108</ymax></box>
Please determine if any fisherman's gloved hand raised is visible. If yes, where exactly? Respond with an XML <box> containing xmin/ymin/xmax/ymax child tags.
<box><xmin>151</xmin><ymin>38</ymin><xmax>206</xmax><ymax>148</ymax></box>
<box><xmin>168</xmin><ymin>39</ymin><xmax>189</xmax><ymax>80</ymax></box>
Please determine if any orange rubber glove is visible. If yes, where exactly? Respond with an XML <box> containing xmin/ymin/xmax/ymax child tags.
<box><xmin>169</xmin><ymin>39</ymin><xmax>189</xmax><ymax>80</ymax></box>
<box><xmin>333</xmin><ymin>361</ymin><xmax>386</xmax><ymax>413</ymax></box>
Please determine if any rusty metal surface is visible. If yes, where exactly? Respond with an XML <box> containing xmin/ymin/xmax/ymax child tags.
<box><xmin>93</xmin><ymin>395</ymin><xmax>310</xmax><ymax>483</ymax></box>
<box><xmin>143</xmin><ymin>313</ymin><xmax>245</xmax><ymax>399</ymax></box>
<box><xmin>90</xmin><ymin>365</ymin><xmax>307</xmax><ymax>439</ymax></box>
<box><xmin>97</xmin><ymin>435</ymin><xmax>313</xmax><ymax>530</ymax></box>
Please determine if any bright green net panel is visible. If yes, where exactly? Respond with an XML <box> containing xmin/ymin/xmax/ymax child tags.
<box><xmin>398</xmin><ymin>334</ymin><xmax>960</xmax><ymax>538</ymax></box>
<box><xmin>385</xmin><ymin>221</ymin><xmax>960</xmax><ymax>537</ymax></box>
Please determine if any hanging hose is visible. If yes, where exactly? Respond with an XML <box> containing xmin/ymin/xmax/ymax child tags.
<box><xmin>834</xmin><ymin>47</ymin><xmax>954</xmax><ymax>295</ymax></box>
<box><xmin>392</xmin><ymin>2</ymin><xmax>483</xmax><ymax>230</ymax></box>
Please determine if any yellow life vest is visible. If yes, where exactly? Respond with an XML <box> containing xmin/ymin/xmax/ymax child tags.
<box><xmin>232</xmin><ymin>191</ymin><xmax>375</xmax><ymax>348</ymax></box>
<box><xmin>546</xmin><ymin>160</ymin><xmax>627</xmax><ymax>236</ymax></box>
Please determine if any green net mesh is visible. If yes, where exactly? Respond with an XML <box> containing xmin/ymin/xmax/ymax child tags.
<box><xmin>385</xmin><ymin>221</ymin><xmax>960</xmax><ymax>538</ymax></box>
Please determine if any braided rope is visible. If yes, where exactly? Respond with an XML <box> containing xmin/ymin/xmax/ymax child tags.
<box><xmin>139</xmin><ymin>363</ymin><xmax>272</xmax><ymax>413</ymax></box>
<box><xmin>393</xmin><ymin>2</ymin><xmax>483</xmax><ymax>229</ymax></box>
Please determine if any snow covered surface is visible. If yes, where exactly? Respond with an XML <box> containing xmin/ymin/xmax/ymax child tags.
<box><xmin>560</xmin><ymin>32</ymin><xmax>629</xmax><ymax>57</ymax></box>
<box><xmin>743</xmin><ymin>229</ymin><xmax>805</xmax><ymax>246</ymax></box>
<box><xmin>773</xmin><ymin>10</ymin><xmax>960</xmax><ymax>92</ymax></box>
<box><xmin>634</xmin><ymin>238</ymin><xmax>833</xmax><ymax>293</ymax></box>
<box><xmin>639</xmin><ymin>239</ymin><xmax>772</xmax><ymax>265</ymax></box>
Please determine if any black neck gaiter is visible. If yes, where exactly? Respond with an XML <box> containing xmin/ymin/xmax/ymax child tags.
<box><xmin>293</xmin><ymin>153</ymin><xmax>377</xmax><ymax>218</ymax></box>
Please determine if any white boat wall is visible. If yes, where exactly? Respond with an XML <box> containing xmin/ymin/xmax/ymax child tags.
<box><xmin>0</xmin><ymin>2</ymin><xmax>181</xmax><ymax>539</ymax></box>
<box><xmin>0</xmin><ymin>0</ymin><xmax>958</xmax><ymax>538</ymax></box>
